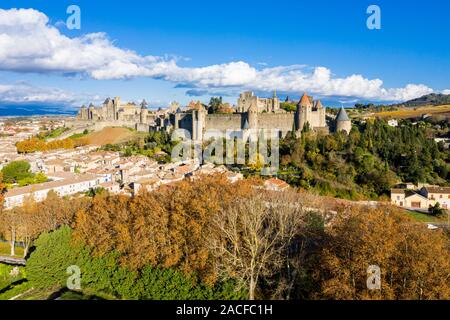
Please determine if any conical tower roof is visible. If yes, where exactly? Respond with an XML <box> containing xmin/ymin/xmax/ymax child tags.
<box><xmin>243</xmin><ymin>119</ymin><xmax>250</xmax><ymax>130</ymax></box>
<box><xmin>298</xmin><ymin>92</ymin><xmax>312</xmax><ymax>107</ymax></box>
<box><xmin>316</xmin><ymin>100</ymin><xmax>323</xmax><ymax>109</ymax></box>
<box><xmin>336</xmin><ymin>107</ymin><xmax>350</xmax><ymax>121</ymax></box>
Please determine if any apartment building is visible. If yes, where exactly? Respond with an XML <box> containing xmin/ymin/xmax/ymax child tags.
<box><xmin>3</xmin><ymin>173</ymin><xmax>107</xmax><ymax>209</ymax></box>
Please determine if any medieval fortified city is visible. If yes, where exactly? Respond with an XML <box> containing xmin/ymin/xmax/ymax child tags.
<box><xmin>74</xmin><ymin>91</ymin><xmax>352</xmax><ymax>139</ymax></box>
<box><xmin>1</xmin><ymin>86</ymin><xmax>450</xmax><ymax>302</ymax></box>
<box><xmin>0</xmin><ymin>1</ymin><xmax>448</xmax><ymax>307</ymax></box>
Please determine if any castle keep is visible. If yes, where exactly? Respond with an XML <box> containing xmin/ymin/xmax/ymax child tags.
<box><xmin>237</xmin><ymin>91</ymin><xmax>281</xmax><ymax>113</ymax></box>
<box><xmin>76</xmin><ymin>92</ymin><xmax>351</xmax><ymax>140</ymax></box>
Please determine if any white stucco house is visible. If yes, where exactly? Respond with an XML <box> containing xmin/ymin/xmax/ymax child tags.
<box><xmin>3</xmin><ymin>173</ymin><xmax>107</xmax><ymax>210</ymax></box>
<box><xmin>391</xmin><ymin>186</ymin><xmax>450</xmax><ymax>210</ymax></box>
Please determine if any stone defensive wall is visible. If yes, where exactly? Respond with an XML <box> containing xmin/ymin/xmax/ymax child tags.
<box><xmin>205</xmin><ymin>114</ymin><xmax>244</xmax><ymax>131</ymax></box>
<box><xmin>64</xmin><ymin>119</ymin><xmax>148</xmax><ymax>132</ymax></box>
<box><xmin>177</xmin><ymin>114</ymin><xmax>193</xmax><ymax>131</ymax></box>
<box><xmin>257</xmin><ymin>112</ymin><xmax>295</xmax><ymax>136</ymax></box>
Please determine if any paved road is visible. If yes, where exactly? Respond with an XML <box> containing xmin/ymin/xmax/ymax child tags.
<box><xmin>428</xmin><ymin>222</ymin><xmax>449</xmax><ymax>230</ymax></box>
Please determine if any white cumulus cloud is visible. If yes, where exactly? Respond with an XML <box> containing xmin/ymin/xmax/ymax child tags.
<box><xmin>0</xmin><ymin>82</ymin><xmax>73</xmax><ymax>103</ymax></box>
<box><xmin>0</xmin><ymin>81</ymin><xmax>100</xmax><ymax>105</ymax></box>
<box><xmin>0</xmin><ymin>8</ymin><xmax>437</xmax><ymax>102</ymax></box>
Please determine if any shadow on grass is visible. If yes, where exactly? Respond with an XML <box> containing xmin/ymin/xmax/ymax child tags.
<box><xmin>48</xmin><ymin>288</ymin><xmax>106</xmax><ymax>300</ymax></box>
<box><xmin>0</xmin><ymin>279</ymin><xmax>28</xmax><ymax>295</ymax></box>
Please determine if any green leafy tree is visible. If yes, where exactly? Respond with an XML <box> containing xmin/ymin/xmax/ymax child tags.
<box><xmin>1</xmin><ymin>161</ymin><xmax>33</xmax><ymax>184</ymax></box>
<box><xmin>280</xmin><ymin>102</ymin><xmax>297</xmax><ymax>112</ymax></box>
<box><xmin>428</xmin><ymin>203</ymin><xmax>446</xmax><ymax>217</ymax></box>
<box><xmin>208</xmin><ymin>97</ymin><xmax>223</xmax><ymax>113</ymax></box>
<box><xmin>27</xmin><ymin>226</ymin><xmax>84</xmax><ymax>290</ymax></box>
<box><xmin>27</xmin><ymin>226</ymin><xmax>245</xmax><ymax>299</ymax></box>
<box><xmin>135</xmin><ymin>266</ymin><xmax>245</xmax><ymax>300</ymax></box>
<box><xmin>17</xmin><ymin>172</ymin><xmax>48</xmax><ymax>187</ymax></box>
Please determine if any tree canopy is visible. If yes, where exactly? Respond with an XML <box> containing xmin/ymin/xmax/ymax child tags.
<box><xmin>278</xmin><ymin>119</ymin><xmax>449</xmax><ymax>200</ymax></box>
<box><xmin>2</xmin><ymin>172</ymin><xmax>449</xmax><ymax>300</ymax></box>
<box><xmin>1</xmin><ymin>161</ymin><xmax>33</xmax><ymax>184</ymax></box>
<box><xmin>1</xmin><ymin>161</ymin><xmax>48</xmax><ymax>187</ymax></box>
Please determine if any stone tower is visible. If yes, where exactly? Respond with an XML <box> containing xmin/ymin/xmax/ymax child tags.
<box><xmin>272</xmin><ymin>90</ymin><xmax>279</xmax><ymax>112</ymax></box>
<box><xmin>316</xmin><ymin>100</ymin><xmax>326</xmax><ymax>127</ymax></box>
<box><xmin>237</xmin><ymin>91</ymin><xmax>254</xmax><ymax>113</ymax></box>
<box><xmin>336</xmin><ymin>107</ymin><xmax>352</xmax><ymax>134</ymax></box>
<box><xmin>104</xmin><ymin>98</ymin><xmax>114</xmax><ymax>120</ymax></box>
<box><xmin>296</xmin><ymin>92</ymin><xmax>312</xmax><ymax>133</ymax></box>
<box><xmin>88</xmin><ymin>103</ymin><xmax>95</xmax><ymax>120</ymax></box>
<box><xmin>192</xmin><ymin>106</ymin><xmax>206</xmax><ymax>141</ymax></box>
<box><xmin>140</xmin><ymin>99</ymin><xmax>148</xmax><ymax>124</ymax></box>
<box><xmin>248</xmin><ymin>101</ymin><xmax>258</xmax><ymax>130</ymax></box>
<box><xmin>80</xmin><ymin>105</ymin><xmax>88</xmax><ymax>120</ymax></box>
<box><xmin>113</xmin><ymin>97</ymin><xmax>121</xmax><ymax>121</ymax></box>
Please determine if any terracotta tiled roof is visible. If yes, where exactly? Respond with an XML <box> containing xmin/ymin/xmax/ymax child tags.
<box><xmin>45</xmin><ymin>159</ymin><xmax>66</xmax><ymax>166</ymax></box>
<box><xmin>136</xmin><ymin>178</ymin><xmax>160</xmax><ymax>185</ymax></box>
<box><xmin>5</xmin><ymin>174</ymin><xmax>99</xmax><ymax>198</ymax></box>
<box><xmin>265</xmin><ymin>178</ymin><xmax>289</xmax><ymax>189</ymax></box>
<box><xmin>174</xmin><ymin>165</ymin><xmax>194</xmax><ymax>175</ymax></box>
<box><xmin>298</xmin><ymin>92</ymin><xmax>312</xmax><ymax>107</ymax></box>
<box><xmin>423</xmin><ymin>187</ymin><xmax>450</xmax><ymax>194</ymax></box>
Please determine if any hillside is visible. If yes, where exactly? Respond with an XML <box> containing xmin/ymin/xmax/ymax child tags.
<box><xmin>352</xmin><ymin>93</ymin><xmax>450</xmax><ymax>120</ymax></box>
<box><xmin>394</xmin><ymin>93</ymin><xmax>450</xmax><ymax>108</ymax></box>
<box><xmin>375</xmin><ymin>104</ymin><xmax>450</xmax><ymax>119</ymax></box>
<box><xmin>85</xmin><ymin>127</ymin><xmax>144</xmax><ymax>146</ymax></box>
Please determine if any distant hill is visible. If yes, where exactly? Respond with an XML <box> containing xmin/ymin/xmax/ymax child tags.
<box><xmin>375</xmin><ymin>105</ymin><xmax>450</xmax><ymax>119</ymax></box>
<box><xmin>0</xmin><ymin>103</ymin><xmax>76</xmax><ymax>117</ymax></box>
<box><xmin>394</xmin><ymin>93</ymin><xmax>450</xmax><ymax>108</ymax></box>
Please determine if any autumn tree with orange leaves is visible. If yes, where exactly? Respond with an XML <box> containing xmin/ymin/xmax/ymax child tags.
<box><xmin>16</xmin><ymin>137</ymin><xmax>88</xmax><ymax>154</ymax></box>
<box><xmin>5</xmin><ymin>170</ymin><xmax>445</xmax><ymax>300</ymax></box>
<box><xmin>0</xmin><ymin>172</ymin><xmax>5</xmax><ymax>208</ymax></box>
<box><xmin>0</xmin><ymin>191</ymin><xmax>90</xmax><ymax>258</ymax></box>
<box><xmin>73</xmin><ymin>174</ymin><xmax>259</xmax><ymax>283</ymax></box>
<box><xmin>312</xmin><ymin>205</ymin><xmax>450</xmax><ymax>300</ymax></box>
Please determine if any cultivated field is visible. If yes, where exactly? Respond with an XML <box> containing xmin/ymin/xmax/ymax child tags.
<box><xmin>85</xmin><ymin>127</ymin><xmax>144</xmax><ymax>146</ymax></box>
<box><xmin>375</xmin><ymin>105</ymin><xmax>450</xmax><ymax>119</ymax></box>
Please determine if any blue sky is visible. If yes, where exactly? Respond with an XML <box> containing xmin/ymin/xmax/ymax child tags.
<box><xmin>0</xmin><ymin>0</ymin><xmax>449</xmax><ymax>111</ymax></box>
